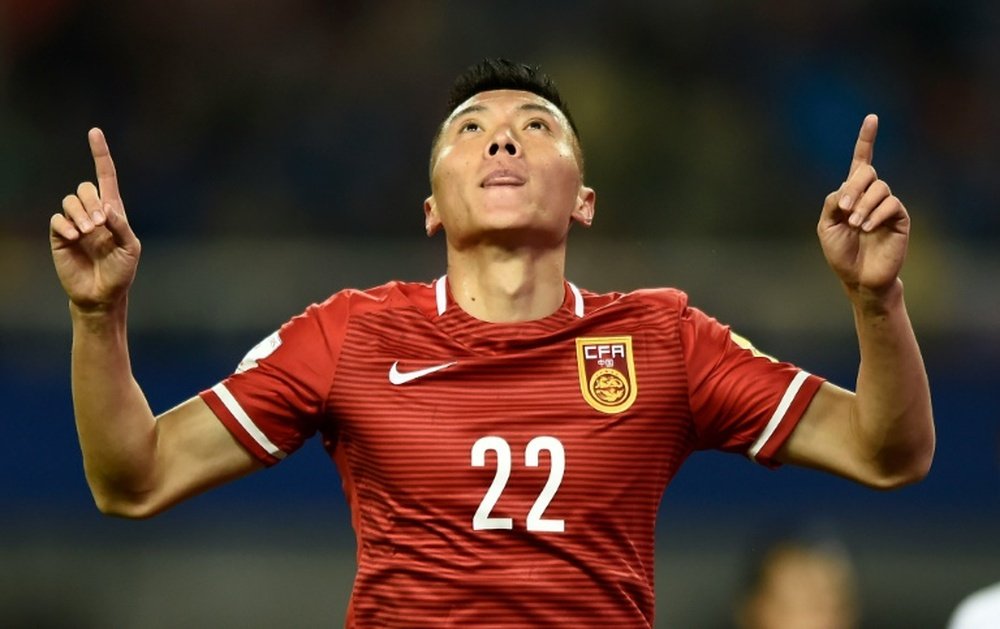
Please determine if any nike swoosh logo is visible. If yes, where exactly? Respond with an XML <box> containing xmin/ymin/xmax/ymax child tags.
<box><xmin>388</xmin><ymin>360</ymin><xmax>457</xmax><ymax>385</ymax></box>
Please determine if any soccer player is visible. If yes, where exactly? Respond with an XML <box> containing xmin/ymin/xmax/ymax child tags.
<box><xmin>50</xmin><ymin>59</ymin><xmax>934</xmax><ymax>627</ymax></box>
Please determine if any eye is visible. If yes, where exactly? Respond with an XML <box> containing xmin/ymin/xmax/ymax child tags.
<box><xmin>526</xmin><ymin>119</ymin><xmax>550</xmax><ymax>131</ymax></box>
<box><xmin>459</xmin><ymin>121</ymin><xmax>481</xmax><ymax>133</ymax></box>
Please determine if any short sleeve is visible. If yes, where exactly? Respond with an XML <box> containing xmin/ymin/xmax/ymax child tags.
<box><xmin>680</xmin><ymin>303</ymin><xmax>824</xmax><ymax>467</ymax></box>
<box><xmin>199</xmin><ymin>301</ymin><xmax>341</xmax><ymax>466</ymax></box>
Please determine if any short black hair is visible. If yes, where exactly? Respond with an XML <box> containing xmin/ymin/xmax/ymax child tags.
<box><xmin>445</xmin><ymin>58</ymin><xmax>580</xmax><ymax>139</ymax></box>
<box><xmin>430</xmin><ymin>58</ymin><xmax>584</xmax><ymax>178</ymax></box>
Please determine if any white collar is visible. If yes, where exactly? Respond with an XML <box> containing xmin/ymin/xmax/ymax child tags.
<box><xmin>435</xmin><ymin>275</ymin><xmax>583</xmax><ymax>318</ymax></box>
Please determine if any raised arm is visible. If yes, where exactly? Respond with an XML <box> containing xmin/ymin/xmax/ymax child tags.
<box><xmin>778</xmin><ymin>115</ymin><xmax>934</xmax><ymax>488</ymax></box>
<box><xmin>51</xmin><ymin>129</ymin><xmax>261</xmax><ymax>517</ymax></box>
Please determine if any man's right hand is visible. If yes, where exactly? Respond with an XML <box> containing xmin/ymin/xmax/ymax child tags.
<box><xmin>50</xmin><ymin>128</ymin><xmax>140</xmax><ymax>313</ymax></box>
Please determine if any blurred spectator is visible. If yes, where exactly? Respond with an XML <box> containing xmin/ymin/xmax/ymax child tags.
<box><xmin>948</xmin><ymin>581</ymin><xmax>1000</xmax><ymax>629</ymax></box>
<box><xmin>948</xmin><ymin>434</ymin><xmax>1000</xmax><ymax>628</ymax></box>
<box><xmin>735</xmin><ymin>536</ymin><xmax>859</xmax><ymax>629</ymax></box>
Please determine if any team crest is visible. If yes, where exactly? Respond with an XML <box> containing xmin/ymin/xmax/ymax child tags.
<box><xmin>575</xmin><ymin>336</ymin><xmax>638</xmax><ymax>414</ymax></box>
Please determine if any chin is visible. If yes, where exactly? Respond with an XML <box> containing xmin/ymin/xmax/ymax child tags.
<box><xmin>474</xmin><ymin>221</ymin><xmax>568</xmax><ymax>249</ymax></box>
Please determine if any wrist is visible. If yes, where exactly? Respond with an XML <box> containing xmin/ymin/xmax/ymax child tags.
<box><xmin>70</xmin><ymin>298</ymin><xmax>128</xmax><ymax>333</ymax></box>
<box><xmin>845</xmin><ymin>279</ymin><xmax>904</xmax><ymax>317</ymax></box>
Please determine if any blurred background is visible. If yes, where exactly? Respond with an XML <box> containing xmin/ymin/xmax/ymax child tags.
<box><xmin>1</xmin><ymin>0</ymin><xmax>997</xmax><ymax>627</ymax></box>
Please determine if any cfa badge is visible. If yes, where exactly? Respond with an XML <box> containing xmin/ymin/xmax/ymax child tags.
<box><xmin>575</xmin><ymin>336</ymin><xmax>638</xmax><ymax>414</ymax></box>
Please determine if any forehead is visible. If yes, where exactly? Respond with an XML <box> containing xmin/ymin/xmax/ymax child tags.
<box><xmin>444</xmin><ymin>89</ymin><xmax>569</xmax><ymax>128</ymax></box>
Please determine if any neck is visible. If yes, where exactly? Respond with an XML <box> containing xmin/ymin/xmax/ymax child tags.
<box><xmin>445</xmin><ymin>244</ymin><xmax>567</xmax><ymax>322</ymax></box>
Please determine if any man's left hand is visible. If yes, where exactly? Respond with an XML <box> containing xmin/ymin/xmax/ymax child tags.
<box><xmin>817</xmin><ymin>114</ymin><xmax>910</xmax><ymax>302</ymax></box>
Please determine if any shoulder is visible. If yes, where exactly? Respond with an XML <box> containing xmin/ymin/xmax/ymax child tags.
<box><xmin>582</xmin><ymin>287</ymin><xmax>739</xmax><ymax>357</ymax></box>
<box><xmin>255</xmin><ymin>279</ymin><xmax>436</xmax><ymax>361</ymax></box>
<box><xmin>580</xmin><ymin>285</ymin><xmax>691</xmax><ymax>316</ymax></box>
<box><xmin>308</xmin><ymin>279</ymin><xmax>437</xmax><ymax>319</ymax></box>
<box><xmin>627</xmin><ymin>286</ymin><xmax>690</xmax><ymax>310</ymax></box>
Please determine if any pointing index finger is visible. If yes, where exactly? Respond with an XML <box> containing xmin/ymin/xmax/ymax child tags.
<box><xmin>848</xmin><ymin>113</ymin><xmax>879</xmax><ymax>177</ymax></box>
<box><xmin>88</xmin><ymin>127</ymin><xmax>121</xmax><ymax>203</ymax></box>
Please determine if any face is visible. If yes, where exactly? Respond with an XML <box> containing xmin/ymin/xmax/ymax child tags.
<box><xmin>424</xmin><ymin>89</ymin><xmax>595</xmax><ymax>249</ymax></box>
<box><xmin>741</xmin><ymin>549</ymin><xmax>858</xmax><ymax>629</ymax></box>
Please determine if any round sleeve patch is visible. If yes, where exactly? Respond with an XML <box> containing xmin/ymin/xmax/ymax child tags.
<box><xmin>235</xmin><ymin>330</ymin><xmax>283</xmax><ymax>373</ymax></box>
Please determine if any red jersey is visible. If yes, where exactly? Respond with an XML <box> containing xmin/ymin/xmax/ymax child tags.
<box><xmin>200</xmin><ymin>277</ymin><xmax>823</xmax><ymax>628</ymax></box>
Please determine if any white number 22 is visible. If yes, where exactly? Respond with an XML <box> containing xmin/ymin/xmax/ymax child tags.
<box><xmin>470</xmin><ymin>435</ymin><xmax>565</xmax><ymax>533</ymax></box>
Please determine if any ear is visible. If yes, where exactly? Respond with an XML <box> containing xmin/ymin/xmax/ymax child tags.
<box><xmin>424</xmin><ymin>195</ymin><xmax>442</xmax><ymax>236</ymax></box>
<box><xmin>570</xmin><ymin>185</ymin><xmax>596</xmax><ymax>227</ymax></box>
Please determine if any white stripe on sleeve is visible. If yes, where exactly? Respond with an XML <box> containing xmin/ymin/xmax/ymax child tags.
<box><xmin>747</xmin><ymin>371</ymin><xmax>810</xmax><ymax>463</ymax></box>
<box><xmin>211</xmin><ymin>383</ymin><xmax>286</xmax><ymax>460</ymax></box>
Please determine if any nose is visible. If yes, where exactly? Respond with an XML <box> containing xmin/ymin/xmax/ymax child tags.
<box><xmin>485</xmin><ymin>128</ymin><xmax>520</xmax><ymax>158</ymax></box>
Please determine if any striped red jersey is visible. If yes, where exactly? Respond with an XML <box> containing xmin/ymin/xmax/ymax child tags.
<box><xmin>200</xmin><ymin>277</ymin><xmax>823</xmax><ymax>628</ymax></box>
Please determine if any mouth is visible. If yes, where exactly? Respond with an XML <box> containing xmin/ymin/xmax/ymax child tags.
<box><xmin>481</xmin><ymin>169</ymin><xmax>526</xmax><ymax>187</ymax></box>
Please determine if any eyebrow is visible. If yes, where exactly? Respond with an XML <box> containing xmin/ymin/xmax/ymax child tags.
<box><xmin>517</xmin><ymin>103</ymin><xmax>558</xmax><ymax>117</ymax></box>
<box><xmin>450</xmin><ymin>104</ymin><xmax>487</xmax><ymax>120</ymax></box>
<box><xmin>447</xmin><ymin>102</ymin><xmax>560</xmax><ymax>126</ymax></box>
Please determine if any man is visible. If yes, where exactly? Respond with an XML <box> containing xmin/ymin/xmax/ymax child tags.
<box><xmin>50</xmin><ymin>59</ymin><xmax>933</xmax><ymax>627</ymax></box>
<box><xmin>735</xmin><ymin>537</ymin><xmax>859</xmax><ymax>629</ymax></box>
